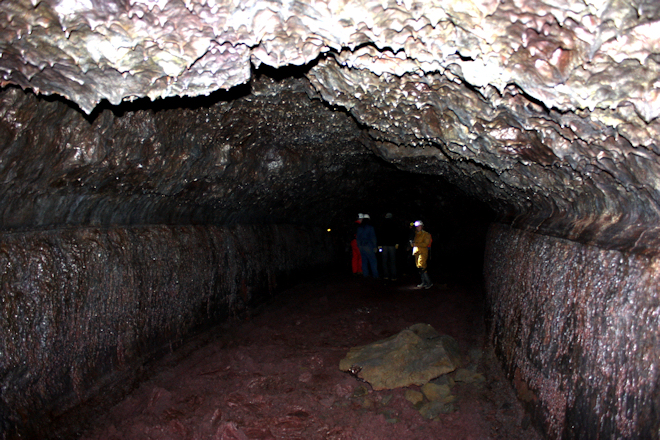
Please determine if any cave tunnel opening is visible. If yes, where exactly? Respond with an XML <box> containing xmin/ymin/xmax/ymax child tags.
<box><xmin>327</xmin><ymin>168</ymin><xmax>497</xmax><ymax>285</ymax></box>
<box><xmin>0</xmin><ymin>74</ymin><xmax>515</xmax><ymax>440</ymax></box>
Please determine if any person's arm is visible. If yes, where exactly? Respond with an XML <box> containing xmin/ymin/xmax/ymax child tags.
<box><xmin>423</xmin><ymin>232</ymin><xmax>431</xmax><ymax>247</ymax></box>
<box><xmin>420</xmin><ymin>232</ymin><xmax>432</xmax><ymax>248</ymax></box>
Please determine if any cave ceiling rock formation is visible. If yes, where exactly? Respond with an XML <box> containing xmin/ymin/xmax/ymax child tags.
<box><xmin>2</xmin><ymin>0</ymin><xmax>660</xmax><ymax>253</ymax></box>
<box><xmin>0</xmin><ymin>77</ymin><xmax>390</xmax><ymax>229</ymax></box>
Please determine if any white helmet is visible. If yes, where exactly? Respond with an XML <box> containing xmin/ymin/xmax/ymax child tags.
<box><xmin>363</xmin><ymin>214</ymin><xmax>371</xmax><ymax>219</ymax></box>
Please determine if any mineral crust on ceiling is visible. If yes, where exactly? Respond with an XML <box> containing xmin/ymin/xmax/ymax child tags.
<box><xmin>2</xmin><ymin>0</ymin><xmax>659</xmax><ymax>118</ymax></box>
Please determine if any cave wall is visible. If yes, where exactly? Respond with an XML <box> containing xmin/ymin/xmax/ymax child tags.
<box><xmin>0</xmin><ymin>223</ymin><xmax>335</xmax><ymax>439</ymax></box>
<box><xmin>485</xmin><ymin>223</ymin><xmax>660</xmax><ymax>439</ymax></box>
<box><xmin>0</xmin><ymin>79</ymin><xmax>388</xmax><ymax>230</ymax></box>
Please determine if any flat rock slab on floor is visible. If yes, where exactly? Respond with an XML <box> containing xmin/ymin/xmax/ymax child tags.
<box><xmin>339</xmin><ymin>323</ymin><xmax>461</xmax><ymax>390</ymax></box>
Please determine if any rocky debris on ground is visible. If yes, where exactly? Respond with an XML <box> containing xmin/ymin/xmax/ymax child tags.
<box><xmin>73</xmin><ymin>278</ymin><xmax>541</xmax><ymax>440</ymax></box>
<box><xmin>454</xmin><ymin>367</ymin><xmax>486</xmax><ymax>384</ymax></box>
<box><xmin>339</xmin><ymin>323</ymin><xmax>461</xmax><ymax>390</ymax></box>
<box><xmin>398</xmin><ymin>361</ymin><xmax>491</xmax><ymax>421</ymax></box>
<box><xmin>340</xmin><ymin>324</ymin><xmax>495</xmax><ymax>422</ymax></box>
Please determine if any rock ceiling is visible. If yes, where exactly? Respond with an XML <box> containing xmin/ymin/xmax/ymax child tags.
<box><xmin>1</xmin><ymin>0</ymin><xmax>660</xmax><ymax>254</ymax></box>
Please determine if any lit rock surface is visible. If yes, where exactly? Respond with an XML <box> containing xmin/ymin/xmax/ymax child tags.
<box><xmin>339</xmin><ymin>323</ymin><xmax>461</xmax><ymax>390</ymax></box>
<box><xmin>485</xmin><ymin>224</ymin><xmax>660</xmax><ymax>439</ymax></box>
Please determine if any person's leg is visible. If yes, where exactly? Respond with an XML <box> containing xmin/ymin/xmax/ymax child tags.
<box><xmin>417</xmin><ymin>250</ymin><xmax>429</xmax><ymax>287</ymax></box>
<box><xmin>415</xmin><ymin>253</ymin><xmax>424</xmax><ymax>287</ymax></box>
<box><xmin>386</xmin><ymin>246</ymin><xmax>397</xmax><ymax>279</ymax></box>
<box><xmin>422</xmin><ymin>270</ymin><xmax>433</xmax><ymax>288</ymax></box>
<box><xmin>366</xmin><ymin>249</ymin><xmax>379</xmax><ymax>278</ymax></box>
<box><xmin>382</xmin><ymin>247</ymin><xmax>391</xmax><ymax>279</ymax></box>
<box><xmin>417</xmin><ymin>269</ymin><xmax>426</xmax><ymax>287</ymax></box>
<box><xmin>359</xmin><ymin>247</ymin><xmax>370</xmax><ymax>277</ymax></box>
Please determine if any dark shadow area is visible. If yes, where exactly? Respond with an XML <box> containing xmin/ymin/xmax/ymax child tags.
<box><xmin>332</xmin><ymin>168</ymin><xmax>496</xmax><ymax>285</ymax></box>
<box><xmin>0</xmin><ymin>84</ymin><xmax>253</xmax><ymax>123</ymax></box>
<box><xmin>253</xmin><ymin>59</ymin><xmax>318</xmax><ymax>81</ymax></box>
<box><xmin>98</xmin><ymin>84</ymin><xmax>253</xmax><ymax>120</ymax></box>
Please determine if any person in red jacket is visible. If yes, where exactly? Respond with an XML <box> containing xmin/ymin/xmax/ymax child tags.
<box><xmin>350</xmin><ymin>217</ymin><xmax>363</xmax><ymax>275</ymax></box>
<box><xmin>357</xmin><ymin>214</ymin><xmax>379</xmax><ymax>278</ymax></box>
<box><xmin>412</xmin><ymin>220</ymin><xmax>433</xmax><ymax>288</ymax></box>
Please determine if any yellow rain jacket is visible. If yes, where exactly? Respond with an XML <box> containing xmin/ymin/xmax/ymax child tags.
<box><xmin>412</xmin><ymin>229</ymin><xmax>432</xmax><ymax>270</ymax></box>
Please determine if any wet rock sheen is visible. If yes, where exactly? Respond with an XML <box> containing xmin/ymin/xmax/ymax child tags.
<box><xmin>0</xmin><ymin>224</ymin><xmax>334</xmax><ymax>439</ymax></box>
<box><xmin>485</xmin><ymin>224</ymin><xmax>660</xmax><ymax>440</ymax></box>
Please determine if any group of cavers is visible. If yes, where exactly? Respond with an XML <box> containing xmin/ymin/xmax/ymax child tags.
<box><xmin>350</xmin><ymin>213</ymin><xmax>434</xmax><ymax>289</ymax></box>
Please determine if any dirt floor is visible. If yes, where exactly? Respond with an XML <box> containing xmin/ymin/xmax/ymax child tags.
<box><xmin>79</xmin><ymin>271</ymin><xmax>542</xmax><ymax>440</ymax></box>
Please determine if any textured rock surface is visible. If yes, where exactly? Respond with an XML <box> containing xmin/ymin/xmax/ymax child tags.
<box><xmin>485</xmin><ymin>223</ymin><xmax>660</xmax><ymax>439</ymax></box>
<box><xmin>78</xmin><ymin>275</ymin><xmax>540</xmax><ymax>440</ymax></box>
<box><xmin>0</xmin><ymin>77</ymin><xmax>394</xmax><ymax>229</ymax></box>
<box><xmin>0</xmin><ymin>223</ymin><xmax>335</xmax><ymax>439</ymax></box>
<box><xmin>1</xmin><ymin>0</ymin><xmax>660</xmax><ymax>253</ymax></box>
<box><xmin>0</xmin><ymin>73</ymin><xmax>492</xmax><ymax>439</ymax></box>
<box><xmin>339</xmin><ymin>323</ymin><xmax>461</xmax><ymax>390</ymax></box>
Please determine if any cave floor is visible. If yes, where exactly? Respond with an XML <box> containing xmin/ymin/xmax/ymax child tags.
<box><xmin>80</xmin><ymin>272</ymin><xmax>541</xmax><ymax>440</ymax></box>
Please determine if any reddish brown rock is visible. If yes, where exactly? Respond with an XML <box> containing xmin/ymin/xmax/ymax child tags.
<box><xmin>0</xmin><ymin>1</ymin><xmax>659</xmax><ymax>439</ymax></box>
<box><xmin>485</xmin><ymin>224</ymin><xmax>660</xmax><ymax>439</ymax></box>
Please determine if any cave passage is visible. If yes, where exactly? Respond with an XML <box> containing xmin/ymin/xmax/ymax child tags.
<box><xmin>4</xmin><ymin>0</ymin><xmax>660</xmax><ymax>437</ymax></box>
<box><xmin>53</xmin><ymin>172</ymin><xmax>505</xmax><ymax>439</ymax></box>
<box><xmin>0</xmin><ymin>79</ymin><xmax>506</xmax><ymax>440</ymax></box>
<box><xmin>69</xmin><ymin>247</ymin><xmax>540</xmax><ymax>440</ymax></box>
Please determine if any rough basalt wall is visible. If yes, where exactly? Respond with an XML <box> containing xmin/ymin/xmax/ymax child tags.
<box><xmin>0</xmin><ymin>223</ymin><xmax>335</xmax><ymax>439</ymax></box>
<box><xmin>1</xmin><ymin>79</ymin><xmax>478</xmax><ymax>440</ymax></box>
<box><xmin>484</xmin><ymin>223</ymin><xmax>660</xmax><ymax>439</ymax></box>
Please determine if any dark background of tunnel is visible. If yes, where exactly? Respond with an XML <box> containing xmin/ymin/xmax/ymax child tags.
<box><xmin>330</xmin><ymin>168</ymin><xmax>495</xmax><ymax>285</ymax></box>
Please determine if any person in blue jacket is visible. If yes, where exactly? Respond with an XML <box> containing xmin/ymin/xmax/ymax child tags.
<box><xmin>356</xmin><ymin>214</ymin><xmax>379</xmax><ymax>279</ymax></box>
<box><xmin>379</xmin><ymin>212</ymin><xmax>399</xmax><ymax>280</ymax></box>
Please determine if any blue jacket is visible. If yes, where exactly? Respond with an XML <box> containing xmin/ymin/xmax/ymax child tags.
<box><xmin>356</xmin><ymin>224</ymin><xmax>377</xmax><ymax>248</ymax></box>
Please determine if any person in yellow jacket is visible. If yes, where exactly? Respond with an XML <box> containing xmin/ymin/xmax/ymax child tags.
<box><xmin>412</xmin><ymin>220</ymin><xmax>433</xmax><ymax>288</ymax></box>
